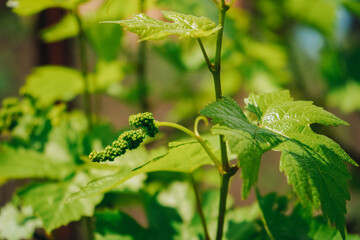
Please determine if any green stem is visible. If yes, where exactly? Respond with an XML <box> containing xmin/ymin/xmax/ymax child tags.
<box><xmin>190</xmin><ymin>174</ymin><xmax>210</xmax><ymax>240</ymax></box>
<box><xmin>197</xmin><ymin>38</ymin><xmax>214</xmax><ymax>73</ymax></box>
<box><xmin>213</xmin><ymin>2</ymin><xmax>232</xmax><ymax>240</ymax></box>
<box><xmin>74</xmin><ymin>10</ymin><xmax>92</xmax><ymax>128</ymax></box>
<box><xmin>215</xmin><ymin>173</ymin><xmax>230</xmax><ymax>240</ymax></box>
<box><xmin>137</xmin><ymin>0</ymin><xmax>149</xmax><ymax>111</ymax></box>
<box><xmin>155</xmin><ymin>121</ymin><xmax>223</xmax><ymax>173</ymax></box>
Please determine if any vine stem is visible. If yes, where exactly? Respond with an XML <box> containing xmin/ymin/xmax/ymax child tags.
<box><xmin>137</xmin><ymin>0</ymin><xmax>149</xmax><ymax>111</ymax></box>
<box><xmin>197</xmin><ymin>38</ymin><xmax>214</xmax><ymax>73</ymax></box>
<box><xmin>190</xmin><ymin>173</ymin><xmax>211</xmax><ymax>240</ymax></box>
<box><xmin>155</xmin><ymin>121</ymin><xmax>223</xmax><ymax>173</ymax></box>
<box><xmin>73</xmin><ymin>10</ymin><xmax>93</xmax><ymax>129</ymax></box>
<box><xmin>214</xmin><ymin>5</ymin><xmax>231</xmax><ymax>240</ymax></box>
<box><xmin>196</xmin><ymin>0</ymin><xmax>232</xmax><ymax>239</ymax></box>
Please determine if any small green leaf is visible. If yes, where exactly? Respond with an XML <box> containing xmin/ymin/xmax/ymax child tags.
<box><xmin>18</xmin><ymin>173</ymin><xmax>103</xmax><ymax>233</ymax></box>
<box><xmin>67</xmin><ymin>140</ymin><xmax>214</xmax><ymax>202</ymax></box>
<box><xmin>7</xmin><ymin>0</ymin><xmax>88</xmax><ymax>16</ymax></box>
<box><xmin>201</xmin><ymin>91</ymin><xmax>358</xmax><ymax>237</ymax></box>
<box><xmin>0</xmin><ymin>145</ymin><xmax>73</xmax><ymax>182</ymax></box>
<box><xmin>104</xmin><ymin>11</ymin><xmax>221</xmax><ymax>41</ymax></box>
<box><xmin>21</xmin><ymin>66</ymin><xmax>83</xmax><ymax>106</ymax></box>
<box><xmin>40</xmin><ymin>14</ymin><xmax>79</xmax><ymax>43</ymax></box>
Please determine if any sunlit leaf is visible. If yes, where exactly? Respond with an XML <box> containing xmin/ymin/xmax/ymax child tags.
<box><xmin>67</xmin><ymin>140</ymin><xmax>214</xmax><ymax>202</ymax></box>
<box><xmin>104</xmin><ymin>11</ymin><xmax>221</xmax><ymax>41</ymax></box>
<box><xmin>201</xmin><ymin>90</ymin><xmax>358</xmax><ymax>238</ymax></box>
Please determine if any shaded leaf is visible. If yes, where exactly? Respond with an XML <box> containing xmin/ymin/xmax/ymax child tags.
<box><xmin>104</xmin><ymin>11</ymin><xmax>221</xmax><ymax>41</ymax></box>
<box><xmin>95</xmin><ymin>209</ymin><xmax>148</xmax><ymax>240</ymax></box>
<box><xmin>256</xmin><ymin>191</ymin><xmax>360</xmax><ymax>240</ymax></box>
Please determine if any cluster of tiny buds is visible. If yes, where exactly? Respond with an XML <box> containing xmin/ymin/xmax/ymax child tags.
<box><xmin>89</xmin><ymin>112</ymin><xmax>159</xmax><ymax>163</ymax></box>
<box><xmin>129</xmin><ymin>112</ymin><xmax>158</xmax><ymax>137</ymax></box>
<box><xmin>0</xmin><ymin>98</ymin><xmax>23</xmax><ymax>132</ymax></box>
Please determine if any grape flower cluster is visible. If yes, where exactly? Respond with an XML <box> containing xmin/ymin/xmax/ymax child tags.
<box><xmin>89</xmin><ymin>112</ymin><xmax>158</xmax><ymax>162</ymax></box>
<box><xmin>0</xmin><ymin>98</ymin><xmax>23</xmax><ymax>132</ymax></box>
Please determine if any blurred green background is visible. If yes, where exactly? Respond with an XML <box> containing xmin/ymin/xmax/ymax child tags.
<box><xmin>0</xmin><ymin>0</ymin><xmax>360</xmax><ymax>238</ymax></box>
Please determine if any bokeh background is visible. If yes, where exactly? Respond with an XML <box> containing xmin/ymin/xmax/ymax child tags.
<box><xmin>0</xmin><ymin>0</ymin><xmax>360</xmax><ymax>238</ymax></box>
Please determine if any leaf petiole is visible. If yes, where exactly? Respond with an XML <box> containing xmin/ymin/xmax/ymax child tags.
<box><xmin>155</xmin><ymin>121</ymin><xmax>223</xmax><ymax>173</ymax></box>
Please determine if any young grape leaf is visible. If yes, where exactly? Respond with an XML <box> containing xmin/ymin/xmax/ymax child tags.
<box><xmin>18</xmin><ymin>173</ymin><xmax>103</xmax><ymax>233</ymax></box>
<box><xmin>200</xmin><ymin>90</ymin><xmax>358</xmax><ymax>238</ymax></box>
<box><xmin>67</xmin><ymin>140</ymin><xmax>215</xmax><ymax>202</ymax></box>
<box><xmin>103</xmin><ymin>11</ymin><xmax>221</xmax><ymax>41</ymax></box>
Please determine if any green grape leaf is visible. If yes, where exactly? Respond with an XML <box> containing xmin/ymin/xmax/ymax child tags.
<box><xmin>21</xmin><ymin>66</ymin><xmax>83</xmax><ymax>106</ymax></box>
<box><xmin>0</xmin><ymin>145</ymin><xmax>74</xmax><ymax>182</ymax></box>
<box><xmin>7</xmin><ymin>0</ymin><xmax>88</xmax><ymax>16</ymax></box>
<box><xmin>200</xmin><ymin>90</ymin><xmax>358</xmax><ymax>238</ymax></box>
<box><xmin>67</xmin><ymin>140</ymin><xmax>214</xmax><ymax>202</ymax></box>
<box><xmin>200</xmin><ymin>96</ymin><xmax>284</xmax><ymax>199</ymax></box>
<box><xmin>18</xmin><ymin>173</ymin><xmax>103</xmax><ymax>233</ymax></box>
<box><xmin>40</xmin><ymin>14</ymin><xmax>79</xmax><ymax>43</ymax></box>
<box><xmin>104</xmin><ymin>11</ymin><xmax>221</xmax><ymax>41</ymax></box>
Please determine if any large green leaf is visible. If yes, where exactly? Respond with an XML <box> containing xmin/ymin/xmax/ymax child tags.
<box><xmin>200</xmin><ymin>96</ymin><xmax>284</xmax><ymax>199</ymax></box>
<box><xmin>104</xmin><ymin>11</ymin><xmax>221</xmax><ymax>41</ymax></box>
<box><xmin>0</xmin><ymin>145</ymin><xmax>73</xmax><ymax>182</ymax></box>
<box><xmin>7</xmin><ymin>0</ymin><xmax>87</xmax><ymax>16</ymax></box>
<box><xmin>200</xmin><ymin>90</ymin><xmax>358</xmax><ymax>238</ymax></box>
<box><xmin>21</xmin><ymin>66</ymin><xmax>84</xmax><ymax>106</ymax></box>
<box><xmin>18</xmin><ymin>173</ymin><xmax>103</xmax><ymax>233</ymax></box>
<box><xmin>67</xmin><ymin>140</ymin><xmax>214</xmax><ymax>202</ymax></box>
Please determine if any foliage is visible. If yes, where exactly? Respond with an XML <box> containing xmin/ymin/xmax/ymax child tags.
<box><xmin>0</xmin><ymin>0</ymin><xmax>359</xmax><ymax>239</ymax></box>
<box><xmin>104</xmin><ymin>11</ymin><xmax>221</xmax><ymax>41</ymax></box>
